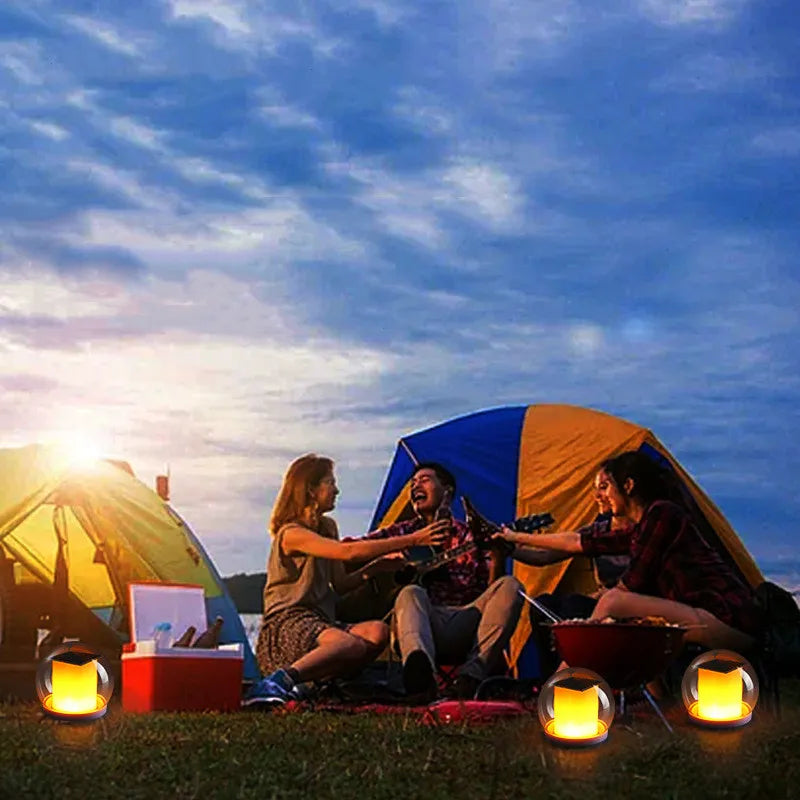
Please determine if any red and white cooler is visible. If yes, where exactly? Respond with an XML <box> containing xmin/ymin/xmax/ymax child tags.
<box><xmin>121</xmin><ymin>583</ymin><xmax>243</xmax><ymax>713</ymax></box>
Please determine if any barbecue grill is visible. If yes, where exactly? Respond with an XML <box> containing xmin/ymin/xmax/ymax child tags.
<box><xmin>549</xmin><ymin>621</ymin><xmax>687</xmax><ymax>690</ymax></box>
<box><xmin>520</xmin><ymin>591</ymin><xmax>689</xmax><ymax>732</ymax></box>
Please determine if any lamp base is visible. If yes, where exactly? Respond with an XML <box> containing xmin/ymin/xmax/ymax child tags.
<box><xmin>41</xmin><ymin>694</ymin><xmax>108</xmax><ymax>721</ymax></box>
<box><xmin>687</xmin><ymin>701</ymin><xmax>752</xmax><ymax>728</ymax></box>
<box><xmin>543</xmin><ymin>719</ymin><xmax>609</xmax><ymax>747</ymax></box>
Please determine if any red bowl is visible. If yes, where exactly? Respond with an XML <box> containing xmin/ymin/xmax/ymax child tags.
<box><xmin>549</xmin><ymin>622</ymin><xmax>687</xmax><ymax>689</ymax></box>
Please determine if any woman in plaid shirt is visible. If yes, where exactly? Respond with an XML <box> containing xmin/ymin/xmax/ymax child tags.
<box><xmin>496</xmin><ymin>451</ymin><xmax>761</xmax><ymax>652</ymax></box>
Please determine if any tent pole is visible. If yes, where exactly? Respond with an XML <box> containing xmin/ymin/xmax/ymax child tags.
<box><xmin>398</xmin><ymin>438</ymin><xmax>418</xmax><ymax>466</ymax></box>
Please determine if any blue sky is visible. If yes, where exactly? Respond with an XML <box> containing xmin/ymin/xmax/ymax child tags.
<box><xmin>1</xmin><ymin>0</ymin><xmax>798</xmax><ymax>577</ymax></box>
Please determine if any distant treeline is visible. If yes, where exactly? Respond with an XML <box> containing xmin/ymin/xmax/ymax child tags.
<box><xmin>223</xmin><ymin>572</ymin><xmax>266</xmax><ymax>614</ymax></box>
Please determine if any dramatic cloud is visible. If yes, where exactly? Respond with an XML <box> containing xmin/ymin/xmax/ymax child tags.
<box><xmin>637</xmin><ymin>0</ymin><xmax>749</xmax><ymax>27</ymax></box>
<box><xmin>1</xmin><ymin>0</ymin><xmax>797</xmax><ymax>574</ymax></box>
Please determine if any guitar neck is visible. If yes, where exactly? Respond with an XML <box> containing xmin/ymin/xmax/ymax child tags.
<box><xmin>414</xmin><ymin>542</ymin><xmax>476</xmax><ymax>575</ymax></box>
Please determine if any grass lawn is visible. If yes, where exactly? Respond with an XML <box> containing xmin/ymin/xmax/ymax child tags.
<box><xmin>2</xmin><ymin>682</ymin><xmax>799</xmax><ymax>800</ymax></box>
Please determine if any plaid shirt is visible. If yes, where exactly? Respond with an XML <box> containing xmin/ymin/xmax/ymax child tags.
<box><xmin>580</xmin><ymin>500</ymin><xmax>760</xmax><ymax>635</ymax></box>
<box><xmin>366</xmin><ymin>517</ymin><xmax>491</xmax><ymax>606</ymax></box>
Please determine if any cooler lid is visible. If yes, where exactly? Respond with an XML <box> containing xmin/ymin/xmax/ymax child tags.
<box><xmin>128</xmin><ymin>582</ymin><xmax>207</xmax><ymax>643</ymax></box>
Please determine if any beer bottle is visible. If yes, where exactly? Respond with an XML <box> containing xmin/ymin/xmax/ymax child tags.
<box><xmin>192</xmin><ymin>617</ymin><xmax>224</xmax><ymax>649</ymax></box>
<box><xmin>172</xmin><ymin>625</ymin><xmax>197</xmax><ymax>647</ymax></box>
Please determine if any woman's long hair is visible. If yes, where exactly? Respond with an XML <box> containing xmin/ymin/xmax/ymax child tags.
<box><xmin>602</xmin><ymin>450</ymin><xmax>748</xmax><ymax>580</ymax></box>
<box><xmin>270</xmin><ymin>454</ymin><xmax>334</xmax><ymax>536</ymax></box>
<box><xmin>601</xmin><ymin>451</ymin><xmax>686</xmax><ymax>509</ymax></box>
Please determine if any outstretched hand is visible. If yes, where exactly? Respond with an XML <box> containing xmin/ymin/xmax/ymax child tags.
<box><xmin>411</xmin><ymin>518</ymin><xmax>451</xmax><ymax>547</ymax></box>
<box><xmin>491</xmin><ymin>526</ymin><xmax>516</xmax><ymax>545</ymax></box>
<box><xmin>489</xmin><ymin>527</ymin><xmax>515</xmax><ymax>556</ymax></box>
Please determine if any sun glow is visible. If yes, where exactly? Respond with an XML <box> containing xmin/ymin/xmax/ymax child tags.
<box><xmin>51</xmin><ymin>430</ymin><xmax>108</xmax><ymax>471</ymax></box>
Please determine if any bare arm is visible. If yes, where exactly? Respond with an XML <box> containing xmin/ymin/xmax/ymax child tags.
<box><xmin>494</xmin><ymin>528</ymin><xmax>584</xmax><ymax>554</ymax></box>
<box><xmin>487</xmin><ymin>537</ymin><xmax>569</xmax><ymax>580</ymax></box>
<box><xmin>282</xmin><ymin>520</ymin><xmax>449</xmax><ymax>563</ymax></box>
<box><xmin>510</xmin><ymin>546</ymin><xmax>574</xmax><ymax>566</ymax></box>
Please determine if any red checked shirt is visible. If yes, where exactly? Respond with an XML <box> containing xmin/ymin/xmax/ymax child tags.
<box><xmin>366</xmin><ymin>517</ymin><xmax>492</xmax><ymax>606</ymax></box>
<box><xmin>579</xmin><ymin>500</ymin><xmax>761</xmax><ymax>635</ymax></box>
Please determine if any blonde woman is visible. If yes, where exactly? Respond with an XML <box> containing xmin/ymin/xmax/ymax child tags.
<box><xmin>245</xmin><ymin>454</ymin><xmax>449</xmax><ymax>705</ymax></box>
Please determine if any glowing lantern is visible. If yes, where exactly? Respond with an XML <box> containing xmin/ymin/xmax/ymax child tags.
<box><xmin>682</xmin><ymin>650</ymin><xmax>758</xmax><ymax>728</ymax></box>
<box><xmin>36</xmin><ymin>643</ymin><xmax>113</xmax><ymax>721</ymax></box>
<box><xmin>538</xmin><ymin>668</ymin><xmax>615</xmax><ymax>746</ymax></box>
<box><xmin>51</xmin><ymin>651</ymin><xmax>98</xmax><ymax>714</ymax></box>
<box><xmin>697</xmin><ymin>659</ymin><xmax>743</xmax><ymax>721</ymax></box>
<box><xmin>553</xmin><ymin>677</ymin><xmax>600</xmax><ymax>738</ymax></box>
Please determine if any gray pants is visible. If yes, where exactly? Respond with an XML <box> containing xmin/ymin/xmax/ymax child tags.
<box><xmin>393</xmin><ymin>576</ymin><xmax>523</xmax><ymax>681</ymax></box>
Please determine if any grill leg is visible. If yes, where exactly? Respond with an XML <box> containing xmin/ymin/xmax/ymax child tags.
<box><xmin>642</xmin><ymin>687</ymin><xmax>674</xmax><ymax>734</ymax></box>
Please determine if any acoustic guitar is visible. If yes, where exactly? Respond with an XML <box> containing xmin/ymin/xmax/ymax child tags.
<box><xmin>335</xmin><ymin>496</ymin><xmax>555</xmax><ymax>622</ymax></box>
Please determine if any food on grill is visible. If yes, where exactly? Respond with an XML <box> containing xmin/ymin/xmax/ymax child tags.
<box><xmin>554</xmin><ymin>615</ymin><xmax>682</xmax><ymax>628</ymax></box>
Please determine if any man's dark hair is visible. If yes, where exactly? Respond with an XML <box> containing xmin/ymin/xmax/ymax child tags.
<box><xmin>412</xmin><ymin>461</ymin><xmax>456</xmax><ymax>493</ymax></box>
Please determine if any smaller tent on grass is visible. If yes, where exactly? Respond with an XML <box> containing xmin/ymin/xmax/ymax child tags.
<box><xmin>0</xmin><ymin>444</ymin><xmax>256</xmax><ymax>679</ymax></box>
<box><xmin>370</xmin><ymin>404</ymin><xmax>763</xmax><ymax>676</ymax></box>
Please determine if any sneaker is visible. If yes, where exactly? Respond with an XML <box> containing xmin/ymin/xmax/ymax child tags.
<box><xmin>403</xmin><ymin>650</ymin><xmax>436</xmax><ymax>697</ymax></box>
<box><xmin>270</xmin><ymin>668</ymin><xmax>301</xmax><ymax>696</ymax></box>
<box><xmin>241</xmin><ymin>669</ymin><xmax>298</xmax><ymax>708</ymax></box>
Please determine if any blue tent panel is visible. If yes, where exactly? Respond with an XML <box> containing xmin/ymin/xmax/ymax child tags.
<box><xmin>371</xmin><ymin>406</ymin><xmax>528</xmax><ymax>529</ymax></box>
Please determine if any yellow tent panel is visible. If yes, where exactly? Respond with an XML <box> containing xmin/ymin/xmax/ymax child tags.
<box><xmin>0</xmin><ymin>444</ymin><xmax>255</xmax><ymax>677</ymax></box>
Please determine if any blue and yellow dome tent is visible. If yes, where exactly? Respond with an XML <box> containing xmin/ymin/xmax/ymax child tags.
<box><xmin>370</xmin><ymin>404</ymin><xmax>763</xmax><ymax>675</ymax></box>
<box><xmin>0</xmin><ymin>444</ymin><xmax>257</xmax><ymax>679</ymax></box>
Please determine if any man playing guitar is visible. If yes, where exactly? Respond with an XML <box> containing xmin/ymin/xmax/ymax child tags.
<box><xmin>364</xmin><ymin>462</ymin><xmax>523</xmax><ymax>700</ymax></box>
